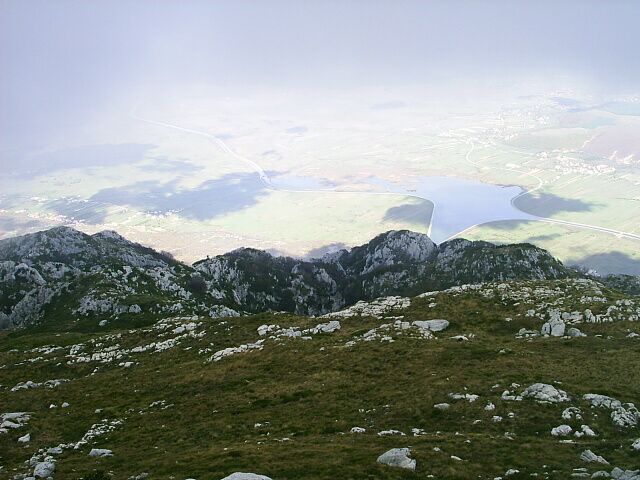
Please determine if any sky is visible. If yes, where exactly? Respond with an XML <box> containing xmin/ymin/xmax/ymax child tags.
<box><xmin>1</xmin><ymin>0</ymin><xmax>640</xmax><ymax>157</ymax></box>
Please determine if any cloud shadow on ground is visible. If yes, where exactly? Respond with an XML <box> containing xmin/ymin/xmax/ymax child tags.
<box><xmin>513</xmin><ymin>192</ymin><xmax>601</xmax><ymax>217</ymax></box>
<box><xmin>88</xmin><ymin>172</ymin><xmax>269</xmax><ymax>221</ymax></box>
<box><xmin>47</xmin><ymin>197</ymin><xmax>109</xmax><ymax>224</ymax></box>
<box><xmin>568</xmin><ymin>251</ymin><xmax>640</xmax><ymax>276</ymax></box>
<box><xmin>383</xmin><ymin>199</ymin><xmax>434</xmax><ymax>228</ymax></box>
<box><xmin>304</xmin><ymin>243</ymin><xmax>349</xmax><ymax>260</ymax></box>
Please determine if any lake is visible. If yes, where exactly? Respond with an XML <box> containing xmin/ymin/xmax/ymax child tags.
<box><xmin>272</xmin><ymin>173</ymin><xmax>535</xmax><ymax>244</ymax></box>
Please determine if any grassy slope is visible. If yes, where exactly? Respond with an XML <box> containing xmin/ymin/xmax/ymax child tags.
<box><xmin>1</xmin><ymin>284</ymin><xmax>639</xmax><ymax>480</ymax></box>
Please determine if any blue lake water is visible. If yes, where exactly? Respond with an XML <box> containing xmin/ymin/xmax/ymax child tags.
<box><xmin>273</xmin><ymin>174</ymin><xmax>535</xmax><ymax>243</ymax></box>
<box><xmin>395</xmin><ymin>176</ymin><xmax>535</xmax><ymax>243</ymax></box>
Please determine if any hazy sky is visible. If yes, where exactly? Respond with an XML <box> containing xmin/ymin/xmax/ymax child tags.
<box><xmin>1</xmin><ymin>0</ymin><xmax>639</xmax><ymax>153</ymax></box>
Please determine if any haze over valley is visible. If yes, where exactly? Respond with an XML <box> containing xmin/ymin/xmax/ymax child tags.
<box><xmin>2</xmin><ymin>3</ymin><xmax>640</xmax><ymax>479</ymax></box>
<box><xmin>2</xmin><ymin>1</ymin><xmax>640</xmax><ymax>274</ymax></box>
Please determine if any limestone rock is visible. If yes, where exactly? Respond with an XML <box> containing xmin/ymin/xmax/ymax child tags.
<box><xmin>551</xmin><ymin>424</ymin><xmax>573</xmax><ymax>436</ymax></box>
<box><xmin>611</xmin><ymin>406</ymin><xmax>640</xmax><ymax>429</ymax></box>
<box><xmin>522</xmin><ymin>383</ymin><xmax>569</xmax><ymax>403</ymax></box>
<box><xmin>33</xmin><ymin>461</ymin><xmax>55</xmax><ymax>478</ymax></box>
<box><xmin>413</xmin><ymin>319</ymin><xmax>450</xmax><ymax>332</ymax></box>
<box><xmin>541</xmin><ymin>314</ymin><xmax>566</xmax><ymax>336</ymax></box>
<box><xmin>376</xmin><ymin>448</ymin><xmax>416</xmax><ymax>470</ymax></box>
<box><xmin>220</xmin><ymin>474</ymin><xmax>273</xmax><ymax>480</ymax></box>
<box><xmin>568</xmin><ymin>327</ymin><xmax>586</xmax><ymax>337</ymax></box>
<box><xmin>584</xmin><ymin>394</ymin><xmax>622</xmax><ymax>410</ymax></box>
<box><xmin>610</xmin><ymin>468</ymin><xmax>640</xmax><ymax>480</ymax></box>
<box><xmin>310</xmin><ymin>320</ymin><xmax>341</xmax><ymax>334</ymax></box>
<box><xmin>580</xmin><ymin>450</ymin><xmax>609</xmax><ymax>464</ymax></box>
<box><xmin>89</xmin><ymin>448</ymin><xmax>113</xmax><ymax>457</ymax></box>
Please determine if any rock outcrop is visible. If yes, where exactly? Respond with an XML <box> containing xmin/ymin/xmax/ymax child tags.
<box><xmin>1</xmin><ymin>227</ymin><xmax>580</xmax><ymax>329</ymax></box>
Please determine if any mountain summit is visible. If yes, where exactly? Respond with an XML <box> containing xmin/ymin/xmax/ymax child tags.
<box><xmin>2</xmin><ymin>227</ymin><xmax>575</xmax><ymax>330</ymax></box>
<box><xmin>1</xmin><ymin>227</ymin><xmax>639</xmax><ymax>480</ymax></box>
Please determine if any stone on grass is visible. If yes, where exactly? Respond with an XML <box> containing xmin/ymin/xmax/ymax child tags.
<box><xmin>551</xmin><ymin>424</ymin><xmax>573</xmax><ymax>436</ymax></box>
<box><xmin>376</xmin><ymin>448</ymin><xmax>416</xmax><ymax>470</ymax></box>
<box><xmin>583</xmin><ymin>394</ymin><xmax>622</xmax><ymax>409</ymax></box>
<box><xmin>378</xmin><ymin>429</ymin><xmax>405</xmax><ymax>436</ymax></box>
<box><xmin>568</xmin><ymin>327</ymin><xmax>586</xmax><ymax>337</ymax></box>
<box><xmin>311</xmin><ymin>320</ymin><xmax>341</xmax><ymax>334</ymax></box>
<box><xmin>220</xmin><ymin>474</ymin><xmax>273</xmax><ymax>480</ymax></box>
<box><xmin>610</xmin><ymin>467</ymin><xmax>640</xmax><ymax>480</ymax></box>
<box><xmin>33</xmin><ymin>461</ymin><xmax>55</xmax><ymax>478</ymax></box>
<box><xmin>580</xmin><ymin>450</ymin><xmax>609</xmax><ymax>464</ymax></box>
<box><xmin>413</xmin><ymin>319</ymin><xmax>449</xmax><ymax>332</ymax></box>
<box><xmin>350</xmin><ymin>427</ymin><xmax>366</xmax><ymax>434</ymax></box>
<box><xmin>89</xmin><ymin>448</ymin><xmax>113</xmax><ymax>457</ymax></box>
<box><xmin>18</xmin><ymin>433</ymin><xmax>31</xmax><ymax>443</ymax></box>
<box><xmin>632</xmin><ymin>438</ymin><xmax>640</xmax><ymax>450</ymax></box>
<box><xmin>522</xmin><ymin>383</ymin><xmax>569</xmax><ymax>403</ymax></box>
<box><xmin>578</xmin><ymin>425</ymin><xmax>597</xmax><ymax>437</ymax></box>
<box><xmin>611</xmin><ymin>406</ymin><xmax>640</xmax><ymax>429</ymax></box>
<box><xmin>541</xmin><ymin>317</ymin><xmax>565</xmax><ymax>337</ymax></box>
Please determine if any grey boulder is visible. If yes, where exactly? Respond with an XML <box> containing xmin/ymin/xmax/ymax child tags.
<box><xmin>33</xmin><ymin>461</ymin><xmax>55</xmax><ymax>478</ymax></box>
<box><xmin>377</xmin><ymin>447</ymin><xmax>416</xmax><ymax>470</ymax></box>
<box><xmin>522</xmin><ymin>383</ymin><xmax>569</xmax><ymax>403</ymax></box>
<box><xmin>220</xmin><ymin>474</ymin><xmax>273</xmax><ymax>480</ymax></box>
<box><xmin>89</xmin><ymin>448</ymin><xmax>113</xmax><ymax>457</ymax></box>
<box><xmin>580</xmin><ymin>449</ymin><xmax>609</xmax><ymax>464</ymax></box>
<box><xmin>413</xmin><ymin>319</ymin><xmax>449</xmax><ymax>332</ymax></box>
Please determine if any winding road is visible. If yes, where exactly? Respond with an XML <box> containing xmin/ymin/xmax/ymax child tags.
<box><xmin>448</xmin><ymin>139</ymin><xmax>640</xmax><ymax>242</ymax></box>
<box><xmin>130</xmin><ymin>108</ymin><xmax>436</xmax><ymax>236</ymax></box>
<box><xmin>131</xmin><ymin>108</ymin><xmax>640</xmax><ymax>244</ymax></box>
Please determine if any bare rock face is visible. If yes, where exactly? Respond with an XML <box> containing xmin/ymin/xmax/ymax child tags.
<box><xmin>541</xmin><ymin>312</ymin><xmax>566</xmax><ymax>337</ymax></box>
<box><xmin>351</xmin><ymin>230</ymin><xmax>438</xmax><ymax>275</ymax></box>
<box><xmin>376</xmin><ymin>448</ymin><xmax>417</xmax><ymax>470</ymax></box>
<box><xmin>583</xmin><ymin>393</ymin><xmax>640</xmax><ymax>429</ymax></box>
<box><xmin>88</xmin><ymin>448</ymin><xmax>113</xmax><ymax>457</ymax></box>
<box><xmin>413</xmin><ymin>319</ymin><xmax>450</xmax><ymax>332</ymax></box>
<box><xmin>522</xmin><ymin>383</ymin><xmax>570</xmax><ymax>403</ymax></box>
<box><xmin>220</xmin><ymin>474</ymin><xmax>273</xmax><ymax>480</ymax></box>
<box><xmin>551</xmin><ymin>424</ymin><xmax>573</xmax><ymax>436</ymax></box>
<box><xmin>580</xmin><ymin>449</ymin><xmax>609</xmax><ymax>464</ymax></box>
<box><xmin>33</xmin><ymin>460</ymin><xmax>55</xmax><ymax>478</ymax></box>
<box><xmin>1</xmin><ymin>227</ymin><xmax>580</xmax><ymax>329</ymax></box>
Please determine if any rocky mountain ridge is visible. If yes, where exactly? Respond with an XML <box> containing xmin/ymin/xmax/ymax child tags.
<box><xmin>0</xmin><ymin>226</ymin><xmax>633</xmax><ymax>330</ymax></box>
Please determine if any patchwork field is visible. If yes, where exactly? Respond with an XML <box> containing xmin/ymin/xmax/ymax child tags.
<box><xmin>2</xmin><ymin>89</ymin><xmax>640</xmax><ymax>272</ymax></box>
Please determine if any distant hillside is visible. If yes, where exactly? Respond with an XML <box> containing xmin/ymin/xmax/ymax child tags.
<box><xmin>0</xmin><ymin>226</ymin><xmax>633</xmax><ymax>330</ymax></box>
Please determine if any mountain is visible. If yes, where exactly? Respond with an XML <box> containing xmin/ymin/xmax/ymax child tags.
<box><xmin>1</xmin><ymin>226</ymin><xmax>639</xmax><ymax>479</ymax></box>
<box><xmin>1</xmin><ymin>227</ymin><xmax>578</xmax><ymax>330</ymax></box>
